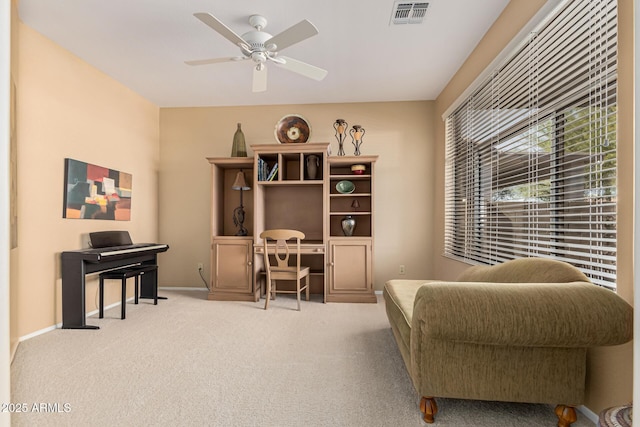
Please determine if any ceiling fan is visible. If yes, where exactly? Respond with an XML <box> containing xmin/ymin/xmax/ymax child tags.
<box><xmin>186</xmin><ymin>13</ymin><xmax>328</xmax><ymax>92</ymax></box>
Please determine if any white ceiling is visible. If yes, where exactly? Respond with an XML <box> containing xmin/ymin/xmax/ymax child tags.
<box><xmin>18</xmin><ymin>0</ymin><xmax>510</xmax><ymax>108</ymax></box>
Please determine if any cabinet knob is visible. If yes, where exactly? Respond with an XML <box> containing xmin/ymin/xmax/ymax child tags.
<box><xmin>247</xmin><ymin>261</ymin><xmax>252</xmax><ymax>266</ymax></box>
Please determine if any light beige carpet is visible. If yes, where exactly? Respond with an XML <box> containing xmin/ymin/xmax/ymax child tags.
<box><xmin>11</xmin><ymin>290</ymin><xmax>595</xmax><ymax>427</ymax></box>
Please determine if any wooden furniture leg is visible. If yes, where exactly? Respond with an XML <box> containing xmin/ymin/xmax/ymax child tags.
<box><xmin>555</xmin><ymin>404</ymin><xmax>577</xmax><ymax>427</ymax></box>
<box><xmin>305</xmin><ymin>275</ymin><xmax>310</xmax><ymax>301</ymax></box>
<box><xmin>98</xmin><ymin>273</ymin><xmax>127</xmax><ymax>319</ymax></box>
<box><xmin>264</xmin><ymin>279</ymin><xmax>271</xmax><ymax>310</ymax></box>
<box><xmin>420</xmin><ymin>396</ymin><xmax>438</xmax><ymax>423</ymax></box>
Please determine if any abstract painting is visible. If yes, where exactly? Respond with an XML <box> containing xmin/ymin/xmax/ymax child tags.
<box><xmin>63</xmin><ymin>158</ymin><xmax>132</xmax><ymax>221</ymax></box>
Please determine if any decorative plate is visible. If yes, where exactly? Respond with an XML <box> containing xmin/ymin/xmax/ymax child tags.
<box><xmin>336</xmin><ymin>180</ymin><xmax>355</xmax><ymax>194</ymax></box>
<box><xmin>275</xmin><ymin>114</ymin><xmax>311</xmax><ymax>144</ymax></box>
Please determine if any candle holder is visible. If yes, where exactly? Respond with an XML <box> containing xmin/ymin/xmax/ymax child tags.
<box><xmin>333</xmin><ymin>119</ymin><xmax>348</xmax><ymax>156</ymax></box>
<box><xmin>349</xmin><ymin>125</ymin><xmax>365</xmax><ymax>156</ymax></box>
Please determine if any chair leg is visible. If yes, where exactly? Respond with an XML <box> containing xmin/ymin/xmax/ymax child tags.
<box><xmin>264</xmin><ymin>279</ymin><xmax>271</xmax><ymax>310</ymax></box>
<box><xmin>134</xmin><ymin>275</ymin><xmax>139</xmax><ymax>304</ymax></box>
<box><xmin>120</xmin><ymin>278</ymin><xmax>126</xmax><ymax>320</ymax></box>
<box><xmin>305</xmin><ymin>275</ymin><xmax>310</xmax><ymax>301</ymax></box>
<box><xmin>99</xmin><ymin>277</ymin><xmax>105</xmax><ymax>318</ymax></box>
<box><xmin>296</xmin><ymin>278</ymin><xmax>301</xmax><ymax>311</ymax></box>
<box><xmin>153</xmin><ymin>272</ymin><xmax>158</xmax><ymax>305</ymax></box>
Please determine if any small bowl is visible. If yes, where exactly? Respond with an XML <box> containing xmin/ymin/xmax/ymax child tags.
<box><xmin>351</xmin><ymin>164</ymin><xmax>366</xmax><ymax>175</ymax></box>
<box><xmin>336</xmin><ymin>180</ymin><xmax>355</xmax><ymax>194</ymax></box>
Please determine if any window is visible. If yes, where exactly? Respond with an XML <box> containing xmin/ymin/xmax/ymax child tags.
<box><xmin>444</xmin><ymin>0</ymin><xmax>617</xmax><ymax>288</ymax></box>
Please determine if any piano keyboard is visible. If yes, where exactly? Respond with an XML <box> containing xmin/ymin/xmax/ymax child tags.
<box><xmin>100</xmin><ymin>244</ymin><xmax>169</xmax><ymax>257</ymax></box>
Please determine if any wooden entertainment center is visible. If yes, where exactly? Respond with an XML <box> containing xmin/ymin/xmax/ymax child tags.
<box><xmin>207</xmin><ymin>142</ymin><xmax>377</xmax><ymax>303</ymax></box>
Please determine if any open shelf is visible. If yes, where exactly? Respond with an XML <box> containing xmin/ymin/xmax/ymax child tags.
<box><xmin>328</xmin><ymin>156</ymin><xmax>376</xmax><ymax>238</ymax></box>
<box><xmin>207</xmin><ymin>157</ymin><xmax>254</xmax><ymax>237</ymax></box>
<box><xmin>255</xmin><ymin>144</ymin><xmax>327</xmax><ymax>183</ymax></box>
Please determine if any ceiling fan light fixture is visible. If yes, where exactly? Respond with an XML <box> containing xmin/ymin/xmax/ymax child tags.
<box><xmin>187</xmin><ymin>12</ymin><xmax>328</xmax><ymax>92</ymax></box>
<box><xmin>251</xmin><ymin>52</ymin><xmax>267</xmax><ymax>63</ymax></box>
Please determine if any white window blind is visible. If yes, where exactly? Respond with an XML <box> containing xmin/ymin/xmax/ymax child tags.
<box><xmin>444</xmin><ymin>0</ymin><xmax>617</xmax><ymax>288</ymax></box>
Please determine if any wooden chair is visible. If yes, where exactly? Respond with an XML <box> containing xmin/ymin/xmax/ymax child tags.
<box><xmin>260</xmin><ymin>229</ymin><xmax>310</xmax><ymax>311</ymax></box>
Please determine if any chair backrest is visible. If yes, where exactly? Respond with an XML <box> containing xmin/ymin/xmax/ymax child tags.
<box><xmin>259</xmin><ymin>229</ymin><xmax>305</xmax><ymax>270</ymax></box>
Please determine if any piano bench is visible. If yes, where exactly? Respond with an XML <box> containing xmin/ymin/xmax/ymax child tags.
<box><xmin>98</xmin><ymin>264</ymin><xmax>158</xmax><ymax>320</ymax></box>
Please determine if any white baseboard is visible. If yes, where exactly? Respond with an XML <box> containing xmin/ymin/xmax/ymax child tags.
<box><xmin>19</xmin><ymin>325</ymin><xmax>57</xmax><ymax>342</ymax></box>
<box><xmin>19</xmin><ymin>297</ymin><xmax>136</xmax><ymax>342</ymax></box>
<box><xmin>578</xmin><ymin>405</ymin><xmax>598</xmax><ymax>424</ymax></box>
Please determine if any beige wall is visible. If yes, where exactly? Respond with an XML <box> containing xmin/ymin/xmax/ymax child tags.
<box><xmin>159</xmin><ymin>101</ymin><xmax>436</xmax><ymax>290</ymax></box>
<box><xmin>433</xmin><ymin>0</ymin><xmax>634</xmax><ymax>413</ymax></box>
<box><xmin>15</xmin><ymin>23</ymin><xmax>160</xmax><ymax>336</ymax></box>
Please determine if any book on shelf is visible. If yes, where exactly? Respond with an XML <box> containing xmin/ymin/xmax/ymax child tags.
<box><xmin>257</xmin><ymin>158</ymin><xmax>269</xmax><ymax>181</ymax></box>
<box><xmin>257</xmin><ymin>158</ymin><xmax>263</xmax><ymax>181</ymax></box>
<box><xmin>256</xmin><ymin>158</ymin><xmax>278</xmax><ymax>181</ymax></box>
<box><xmin>267</xmin><ymin>163</ymin><xmax>278</xmax><ymax>181</ymax></box>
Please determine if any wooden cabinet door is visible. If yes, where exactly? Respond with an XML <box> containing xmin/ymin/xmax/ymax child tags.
<box><xmin>210</xmin><ymin>238</ymin><xmax>253</xmax><ymax>300</ymax></box>
<box><xmin>327</xmin><ymin>240</ymin><xmax>375</xmax><ymax>302</ymax></box>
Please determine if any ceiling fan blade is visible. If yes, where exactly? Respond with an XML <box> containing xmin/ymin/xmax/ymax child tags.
<box><xmin>185</xmin><ymin>57</ymin><xmax>241</xmax><ymax>66</ymax></box>
<box><xmin>265</xmin><ymin>20</ymin><xmax>319</xmax><ymax>51</ymax></box>
<box><xmin>194</xmin><ymin>12</ymin><xmax>247</xmax><ymax>47</ymax></box>
<box><xmin>275</xmin><ymin>56</ymin><xmax>328</xmax><ymax>81</ymax></box>
<box><xmin>253</xmin><ymin>65</ymin><xmax>267</xmax><ymax>93</ymax></box>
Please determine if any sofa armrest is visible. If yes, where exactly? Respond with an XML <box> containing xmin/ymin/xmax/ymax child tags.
<box><xmin>412</xmin><ymin>281</ymin><xmax>633</xmax><ymax>347</ymax></box>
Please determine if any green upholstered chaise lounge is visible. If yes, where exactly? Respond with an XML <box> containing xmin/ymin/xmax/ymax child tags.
<box><xmin>383</xmin><ymin>258</ymin><xmax>633</xmax><ymax>426</ymax></box>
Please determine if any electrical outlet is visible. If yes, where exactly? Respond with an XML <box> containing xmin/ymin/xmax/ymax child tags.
<box><xmin>197</xmin><ymin>262</ymin><xmax>203</xmax><ymax>271</ymax></box>
<box><xmin>399</xmin><ymin>264</ymin><xmax>406</xmax><ymax>275</ymax></box>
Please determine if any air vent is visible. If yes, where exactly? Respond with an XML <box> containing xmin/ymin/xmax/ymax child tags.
<box><xmin>390</xmin><ymin>2</ymin><xmax>430</xmax><ymax>25</ymax></box>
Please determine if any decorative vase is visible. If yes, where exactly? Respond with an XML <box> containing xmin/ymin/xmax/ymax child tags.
<box><xmin>231</xmin><ymin>123</ymin><xmax>247</xmax><ymax>157</ymax></box>
<box><xmin>306</xmin><ymin>155</ymin><xmax>320</xmax><ymax>180</ymax></box>
<box><xmin>341</xmin><ymin>215</ymin><xmax>356</xmax><ymax>236</ymax></box>
<box><xmin>349</xmin><ymin>125</ymin><xmax>365</xmax><ymax>156</ymax></box>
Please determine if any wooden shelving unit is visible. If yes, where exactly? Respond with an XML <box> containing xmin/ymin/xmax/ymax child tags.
<box><xmin>207</xmin><ymin>145</ymin><xmax>377</xmax><ymax>303</ymax></box>
<box><xmin>326</xmin><ymin>155</ymin><xmax>377</xmax><ymax>302</ymax></box>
